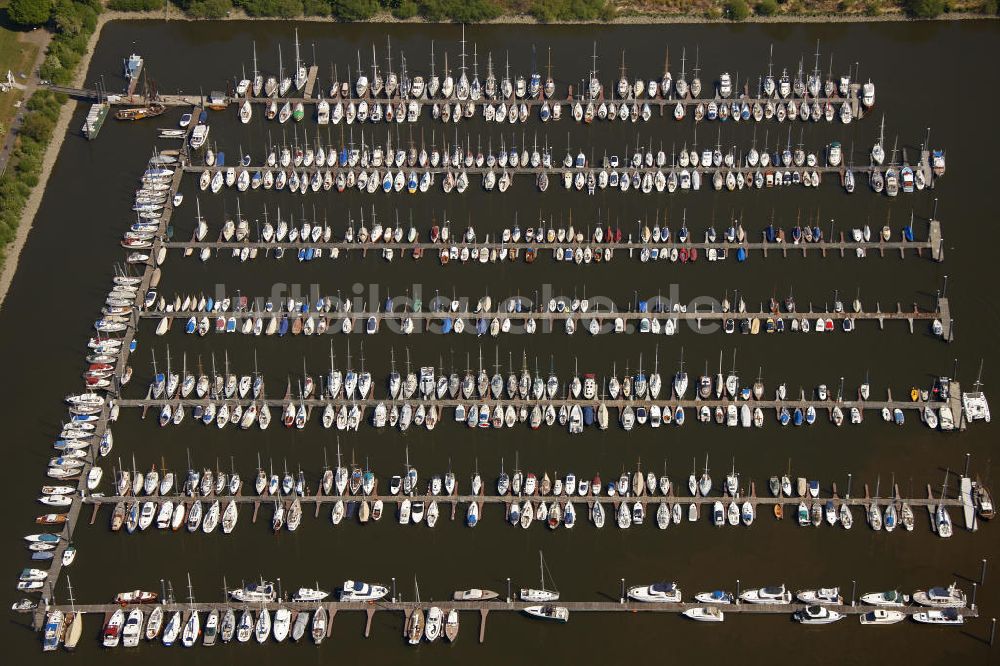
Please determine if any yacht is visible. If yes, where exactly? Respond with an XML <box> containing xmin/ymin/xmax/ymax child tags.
<box><xmin>860</xmin><ymin>590</ymin><xmax>908</xmax><ymax>607</ymax></box>
<box><xmin>228</xmin><ymin>581</ymin><xmax>275</xmax><ymax>603</ymax></box>
<box><xmin>522</xmin><ymin>605</ymin><xmax>569</xmax><ymax>622</ymax></box>
<box><xmin>628</xmin><ymin>582</ymin><xmax>682</xmax><ymax>603</ymax></box>
<box><xmin>739</xmin><ymin>585</ymin><xmax>792</xmax><ymax>604</ymax></box>
<box><xmin>912</xmin><ymin>609</ymin><xmax>964</xmax><ymax>625</ymax></box>
<box><xmin>338</xmin><ymin>580</ymin><xmax>389</xmax><ymax>602</ymax></box>
<box><xmin>860</xmin><ymin>609</ymin><xmax>906</xmax><ymax>625</ymax></box>
<box><xmin>795</xmin><ymin>606</ymin><xmax>845</xmax><ymax>624</ymax></box>
<box><xmin>912</xmin><ymin>583</ymin><xmax>966</xmax><ymax>608</ymax></box>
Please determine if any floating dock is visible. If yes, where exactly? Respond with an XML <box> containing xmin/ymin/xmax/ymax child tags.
<box><xmin>144</xmin><ymin>297</ymin><xmax>950</xmax><ymax>340</ymax></box>
<box><xmin>166</xmin><ymin>220</ymin><xmax>945</xmax><ymax>264</ymax></box>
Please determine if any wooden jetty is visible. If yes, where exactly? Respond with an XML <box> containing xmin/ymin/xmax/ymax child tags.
<box><xmin>143</xmin><ymin>302</ymin><xmax>944</xmax><ymax>324</ymax></box>
<box><xmin>183</xmin><ymin>162</ymin><xmax>911</xmax><ymax>179</ymax></box>
<box><xmin>35</xmin><ymin>595</ymin><xmax>979</xmax><ymax>647</ymax></box>
<box><xmin>79</xmin><ymin>491</ymin><xmax>967</xmax><ymax>510</ymax></box>
<box><xmin>142</xmin><ymin>296</ymin><xmax>950</xmax><ymax>339</ymax></box>
<box><xmin>117</xmin><ymin>393</ymin><xmax>950</xmax><ymax>416</ymax></box>
<box><xmin>43</xmin><ymin>83</ymin><xmax>866</xmax><ymax>121</ymax></box>
<box><xmin>163</xmin><ymin>220</ymin><xmax>944</xmax><ymax>264</ymax></box>
<box><xmin>28</xmin><ymin>110</ymin><xmax>198</xmax><ymax>630</ymax></box>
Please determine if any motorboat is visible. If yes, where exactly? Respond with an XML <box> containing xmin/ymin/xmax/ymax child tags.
<box><xmin>338</xmin><ymin>580</ymin><xmax>389</xmax><ymax>602</ymax></box>
<box><xmin>912</xmin><ymin>583</ymin><xmax>966</xmax><ymax>608</ymax></box>
<box><xmin>739</xmin><ymin>585</ymin><xmax>792</xmax><ymax>604</ymax></box>
<box><xmin>453</xmin><ymin>588</ymin><xmax>499</xmax><ymax>601</ymax></box>
<box><xmin>694</xmin><ymin>590</ymin><xmax>733</xmax><ymax>604</ymax></box>
<box><xmin>522</xmin><ymin>605</ymin><xmax>569</xmax><ymax>622</ymax></box>
<box><xmin>628</xmin><ymin>582</ymin><xmax>682</xmax><ymax>603</ymax></box>
<box><xmin>912</xmin><ymin>609</ymin><xmax>964</xmax><ymax>625</ymax></box>
<box><xmin>796</xmin><ymin>588</ymin><xmax>842</xmax><ymax>604</ymax></box>
<box><xmin>795</xmin><ymin>606</ymin><xmax>845</xmax><ymax>624</ymax></box>
<box><xmin>860</xmin><ymin>609</ymin><xmax>906</xmax><ymax>625</ymax></box>
<box><xmin>860</xmin><ymin>590</ymin><xmax>908</xmax><ymax>607</ymax></box>
<box><xmin>228</xmin><ymin>581</ymin><xmax>275</xmax><ymax>603</ymax></box>
<box><xmin>682</xmin><ymin>607</ymin><xmax>724</xmax><ymax>622</ymax></box>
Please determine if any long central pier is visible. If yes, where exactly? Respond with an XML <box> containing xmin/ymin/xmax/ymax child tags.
<box><xmin>117</xmin><ymin>393</ymin><xmax>957</xmax><ymax>416</ymax></box>
<box><xmin>80</xmin><ymin>490</ymin><xmax>963</xmax><ymax>510</ymax></box>
<box><xmin>27</xmin><ymin>112</ymin><xmax>200</xmax><ymax>631</ymax></box>
<box><xmin>144</xmin><ymin>300</ymin><xmax>945</xmax><ymax>324</ymax></box>
<box><xmin>185</xmin><ymin>162</ymin><xmax>903</xmax><ymax>178</ymax></box>
<box><xmin>164</xmin><ymin>231</ymin><xmax>944</xmax><ymax>264</ymax></box>
<box><xmin>44</xmin><ymin>597</ymin><xmax>978</xmax><ymax>622</ymax></box>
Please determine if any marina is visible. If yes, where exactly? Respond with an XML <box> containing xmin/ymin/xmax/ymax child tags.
<box><xmin>5</xmin><ymin>19</ymin><xmax>999</xmax><ymax>663</ymax></box>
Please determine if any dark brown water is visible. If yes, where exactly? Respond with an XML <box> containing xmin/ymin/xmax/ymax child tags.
<box><xmin>3</xmin><ymin>19</ymin><xmax>1000</xmax><ymax>665</ymax></box>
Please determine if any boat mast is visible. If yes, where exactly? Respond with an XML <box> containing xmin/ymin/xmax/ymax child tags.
<box><xmin>294</xmin><ymin>28</ymin><xmax>301</xmax><ymax>73</ymax></box>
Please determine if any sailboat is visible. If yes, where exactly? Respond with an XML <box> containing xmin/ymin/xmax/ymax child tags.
<box><xmin>699</xmin><ymin>454</ymin><xmax>712</xmax><ymax>496</ymax></box>
<box><xmin>519</xmin><ymin>551</ymin><xmax>559</xmax><ymax>601</ymax></box>
<box><xmin>406</xmin><ymin>578</ymin><xmax>424</xmax><ymax>645</ymax></box>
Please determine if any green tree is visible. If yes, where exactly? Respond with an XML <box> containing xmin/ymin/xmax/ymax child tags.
<box><xmin>905</xmin><ymin>0</ymin><xmax>944</xmax><ymax>15</ymax></box>
<box><xmin>301</xmin><ymin>0</ymin><xmax>329</xmax><ymax>14</ymax></box>
<box><xmin>390</xmin><ymin>0</ymin><xmax>417</xmax><ymax>18</ymax></box>
<box><xmin>755</xmin><ymin>0</ymin><xmax>778</xmax><ymax>14</ymax></box>
<box><xmin>330</xmin><ymin>0</ymin><xmax>378</xmax><ymax>20</ymax></box>
<box><xmin>723</xmin><ymin>0</ymin><xmax>750</xmax><ymax>19</ymax></box>
<box><xmin>238</xmin><ymin>0</ymin><xmax>303</xmax><ymax>16</ymax></box>
<box><xmin>52</xmin><ymin>0</ymin><xmax>84</xmax><ymax>35</ymax></box>
<box><xmin>530</xmin><ymin>0</ymin><xmax>611</xmax><ymax>21</ymax></box>
<box><xmin>8</xmin><ymin>0</ymin><xmax>52</xmax><ymax>26</ymax></box>
<box><xmin>186</xmin><ymin>0</ymin><xmax>232</xmax><ymax>16</ymax></box>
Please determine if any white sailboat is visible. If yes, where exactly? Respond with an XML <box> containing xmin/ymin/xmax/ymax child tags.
<box><xmin>519</xmin><ymin>550</ymin><xmax>559</xmax><ymax>602</ymax></box>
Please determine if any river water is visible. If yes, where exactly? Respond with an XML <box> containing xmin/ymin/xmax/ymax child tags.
<box><xmin>3</xmin><ymin>19</ymin><xmax>999</xmax><ymax>665</ymax></box>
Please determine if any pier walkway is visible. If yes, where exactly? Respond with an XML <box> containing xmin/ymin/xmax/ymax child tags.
<box><xmin>163</xmin><ymin>223</ymin><xmax>944</xmax><ymax>263</ymax></box>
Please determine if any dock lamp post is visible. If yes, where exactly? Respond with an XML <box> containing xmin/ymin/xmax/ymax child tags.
<box><xmin>736</xmin><ymin>579</ymin><xmax>740</xmax><ymax>605</ymax></box>
<box><xmin>972</xmin><ymin>582</ymin><xmax>977</xmax><ymax>611</ymax></box>
<box><xmin>506</xmin><ymin>578</ymin><xmax>511</xmax><ymax>604</ymax></box>
<box><xmin>851</xmin><ymin>580</ymin><xmax>856</xmax><ymax>607</ymax></box>
<box><xmin>620</xmin><ymin>578</ymin><xmax>625</xmax><ymax>604</ymax></box>
<box><xmin>391</xmin><ymin>577</ymin><xmax>396</xmax><ymax>603</ymax></box>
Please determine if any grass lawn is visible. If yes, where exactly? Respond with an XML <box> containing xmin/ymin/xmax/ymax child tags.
<box><xmin>0</xmin><ymin>2</ymin><xmax>43</xmax><ymax>142</ymax></box>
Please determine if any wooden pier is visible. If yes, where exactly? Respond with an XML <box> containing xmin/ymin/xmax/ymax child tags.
<box><xmin>163</xmin><ymin>222</ymin><xmax>944</xmax><ymax>264</ymax></box>
<box><xmin>142</xmin><ymin>296</ymin><xmax>949</xmax><ymax>339</ymax></box>
<box><xmin>184</xmin><ymin>162</ymin><xmax>912</xmax><ymax>179</ymax></box>
<box><xmin>34</xmin><ymin>593</ymin><xmax>979</xmax><ymax>649</ymax></box>
<box><xmin>41</xmin><ymin>596</ymin><xmax>978</xmax><ymax>620</ymax></box>
<box><xmin>79</xmin><ymin>490</ymin><xmax>968</xmax><ymax>511</ymax></box>
<box><xmin>116</xmin><ymin>393</ymin><xmax>950</xmax><ymax>416</ymax></box>
<box><xmin>28</xmin><ymin>111</ymin><xmax>198</xmax><ymax>630</ymax></box>
<box><xmin>46</xmin><ymin>82</ymin><xmax>866</xmax><ymax>123</ymax></box>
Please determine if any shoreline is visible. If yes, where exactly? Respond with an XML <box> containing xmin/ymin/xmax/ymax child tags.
<box><xmin>0</xmin><ymin>9</ymin><xmax>995</xmax><ymax>308</ymax></box>
<box><xmin>0</xmin><ymin>14</ymin><xmax>111</xmax><ymax>311</ymax></box>
<box><xmin>95</xmin><ymin>8</ymin><xmax>997</xmax><ymax>24</ymax></box>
